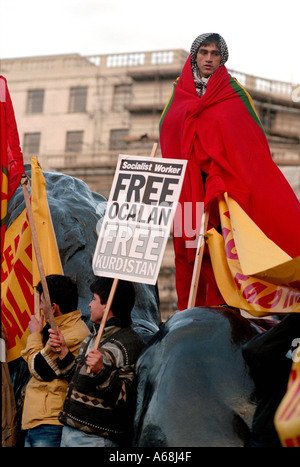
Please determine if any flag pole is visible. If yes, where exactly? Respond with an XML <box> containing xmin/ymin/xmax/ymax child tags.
<box><xmin>34</xmin><ymin>288</ymin><xmax>41</xmax><ymax>320</ymax></box>
<box><xmin>187</xmin><ymin>206</ymin><xmax>210</xmax><ymax>309</ymax></box>
<box><xmin>150</xmin><ymin>142</ymin><xmax>158</xmax><ymax>158</ymax></box>
<box><xmin>87</xmin><ymin>143</ymin><xmax>159</xmax><ymax>373</ymax></box>
<box><xmin>21</xmin><ymin>176</ymin><xmax>59</xmax><ymax>339</ymax></box>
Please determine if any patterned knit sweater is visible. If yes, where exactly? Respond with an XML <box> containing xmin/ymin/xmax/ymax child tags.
<box><xmin>57</xmin><ymin>321</ymin><xmax>146</xmax><ymax>444</ymax></box>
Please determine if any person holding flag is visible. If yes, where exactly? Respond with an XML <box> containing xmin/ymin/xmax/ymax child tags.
<box><xmin>159</xmin><ymin>33</ymin><xmax>300</xmax><ymax>312</ymax></box>
<box><xmin>48</xmin><ymin>277</ymin><xmax>145</xmax><ymax>447</ymax></box>
<box><xmin>21</xmin><ymin>274</ymin><xmax>89</xmax><ymax>447</ymax></box>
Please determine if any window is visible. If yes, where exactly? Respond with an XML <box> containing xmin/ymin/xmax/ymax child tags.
<box><xmin>23</xmin><ymin>132</ymin><xmax>41</xmax><ymax>154</ymax></box>
<box><xmin>26</xmin><ymin>89</ymin><xmax>44</xmax><ymax>114</ymax></box>
<box><xmin>107</xmin><ymin>53</ymin><xmax>145</xmax><ymax>67</ymax></box>
<box><xmin>69</xmin><ymin>87</ymin><xmax>87</xmax><ymax>112</ymax></box>
<box><xmin>109</xmin><ymin>129</ymin><xmax>129</xmax><ymax>150</ymax></box>
<box><xmin>65</xmin><ymin>131</ymin><xmax>84</xmax><ymax>153</ymax></box>
<box><xmin>260</xmin><ymin>108</ymin><xmax>276</xmax><ymax>130</ymax></box>
<box><xmin>151</xmin><ymin>51</ymin><xmax>174</xmax><ymax>65</ymax></box>
<box><xmin>112</xmin><ymin>84</ymin><xmax>132</xmax><ymax>111</ymax></box>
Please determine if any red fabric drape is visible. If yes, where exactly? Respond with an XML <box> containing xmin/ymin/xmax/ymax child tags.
<box><xmin>1</xmin><ymin>76</ymin><xmax>24</xmax><ymax>260</ymax></box>
<box><xmin>160</xmin><ymin>58</ymin><xmax>300</xmax><ymax>310</ymax></box>
<box><xmin>0</xmin><ymin>76</ymin><xmax>24</xmax><ymax>199</ymax></box>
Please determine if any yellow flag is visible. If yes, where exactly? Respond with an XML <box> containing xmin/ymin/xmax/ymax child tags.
<box><xmin>1</xmin><ymin>157</ymin><xmax>63</xmax><ymax>361</ymax></box>
<box><xmin>206</xmin><ymin>193</ymin><xmax>300</xmax><ymax>316</ymax></box>
<box><xmin>226</xmin><ymin>193</ymin><xmax>292</xmax><ymax>277</ymax></box>
<box><xmin>31</xmin><ymin>157</ymin><xmax>63</xmax><ymax>286</ymax></box>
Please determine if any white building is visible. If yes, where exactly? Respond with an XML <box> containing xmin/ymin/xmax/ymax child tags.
<box><xmin>2</xmin><ymin>49</ymin><xmax>300</xmax><ymax>198</ymax></box>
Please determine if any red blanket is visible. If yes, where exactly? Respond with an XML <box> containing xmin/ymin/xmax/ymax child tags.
<box><xmin>160</xmin><ymin>58</ymin><xmax>300</xmax><ymax>309</ymax></box>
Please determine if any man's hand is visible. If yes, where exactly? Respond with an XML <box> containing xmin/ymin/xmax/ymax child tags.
<box><xmin>86</xmin><ymin>349</ymin><xmax>103</xmax><ymax>375</ymax></box>
<box><xmin>48</xmin><ymin>327</ymin><xmax>68</xmax><ymax>358</ymax></box>
<box><xmin>28</xmin><ymin>315</ymin><xmax>44</xmax><ymax>334</ymax></box>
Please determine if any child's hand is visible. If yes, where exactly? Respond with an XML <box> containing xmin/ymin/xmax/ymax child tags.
<box><xmin>86</xmin><ymin>349</ymin><xmax>103</xmax><ymax>374</ymax></box>
<box><xmin>48</xmin><ymin>327</ymin><xmax>68</xmax><ymax>358</ymax></box>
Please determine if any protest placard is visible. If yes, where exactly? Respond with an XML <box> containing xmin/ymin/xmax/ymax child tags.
<box><xmin>92</xmin><ymin>154</ymin><xmax>187</xmax><ymax>285</ymax></box>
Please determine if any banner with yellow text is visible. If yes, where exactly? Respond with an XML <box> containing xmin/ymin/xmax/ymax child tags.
<box><xmin>1</xmin><ymin>210</ymin><xmax>33</xmax><ymax>361</ymax></box>
<box><xmin>206</xmin><ymin>194</ymin><xmax>300</xmax><ymax>316</ymax></box>
<box><xmin>1</xmin><ymin>158</ymin><xmax>63</xmax><ymax>362</ymax></box>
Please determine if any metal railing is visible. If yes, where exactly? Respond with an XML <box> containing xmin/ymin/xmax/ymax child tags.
<box><xmin>3</xmin><ymin>49</ymin><xmax>298</xmax><ymax>97</ymax></box>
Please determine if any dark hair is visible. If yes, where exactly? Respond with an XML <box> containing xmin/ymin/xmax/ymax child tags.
<box><xmin>90</xmin><ymin>277</ymin><xmax>135</xmax><ymax>327</ymax></box>
<box><xmin>36</xmin><ymin>274</ymin><xmax>78</xmax><ymax>314</ymax></box>
<box><xmin>200</xmin><ymin>33</ymin><xmax>221</xmax><ymax>50</ymax></box>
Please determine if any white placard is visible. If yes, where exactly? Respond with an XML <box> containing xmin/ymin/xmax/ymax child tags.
<box><xmin>92</xmin><ymin>154</ymin><xmax>187</xmax><ymax>284</ymax></box>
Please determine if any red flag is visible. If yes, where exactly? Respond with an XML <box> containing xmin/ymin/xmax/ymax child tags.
<box><xmin>1</xmin><ymin>76</ymin><xmax>25</xmax><ymax>261</ymax></box>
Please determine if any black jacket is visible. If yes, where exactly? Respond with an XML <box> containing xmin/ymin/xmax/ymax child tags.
<box><xmin>57</xmin><ymin>321</ymin><xmax>146</xmax><ymax>444</ymax></box>
<box><xmin>242</xmin><ymin>313</ymin><xmax>300</xmax><ymax>447</ymax></box>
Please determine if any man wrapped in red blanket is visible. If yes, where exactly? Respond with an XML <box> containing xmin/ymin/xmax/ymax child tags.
<box><xmin>159</xmin><ymin>33</ymin><xmax>300</xmax><ymax>310</ymax></box>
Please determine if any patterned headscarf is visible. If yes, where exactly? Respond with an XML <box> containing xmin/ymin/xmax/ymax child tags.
<box><xmin>190</xmin><ymin>33</ymin><xmax>229</xmax><ymax>97</ymax></box>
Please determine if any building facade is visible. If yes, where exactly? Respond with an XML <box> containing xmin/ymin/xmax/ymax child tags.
<box><xmin>2</xmin><ymin>49</ymin><xmax>300</xmax><ymax>198</ymax></box>
<box><xmin>2</xmin><ymin>50</ymin><xmax>300</xmax><ymax>316</ymax></box>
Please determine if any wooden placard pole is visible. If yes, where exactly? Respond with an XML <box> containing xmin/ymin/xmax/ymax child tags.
<box><xmin>90</xmin><ymin>277</ymin><xmax>119</xmax><ymax>355</ymax></box>
<box><xmin>150</xmin><ymin>142</ymin><xmax>158</xmax><ymax>158</ymax></box>
<box><xmin>21</xmin><ymin>177</ymin><xmax>58</xmax><ymax>336</ymax></box>
<box><xmin>187</xmin><ymin>206</ymin><xmax>210</xmax><ymax>309</ymax></box>
<box><xmin>87</xmin><ymin>143</ymin><xmax>158</xmax><ymax>373</ymax></box>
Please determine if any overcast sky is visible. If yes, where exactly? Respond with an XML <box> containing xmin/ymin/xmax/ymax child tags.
<box><xmin>1</xmin><ymin>0</ymin><xmax>300</xmax><ymax>84</ymax></box>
